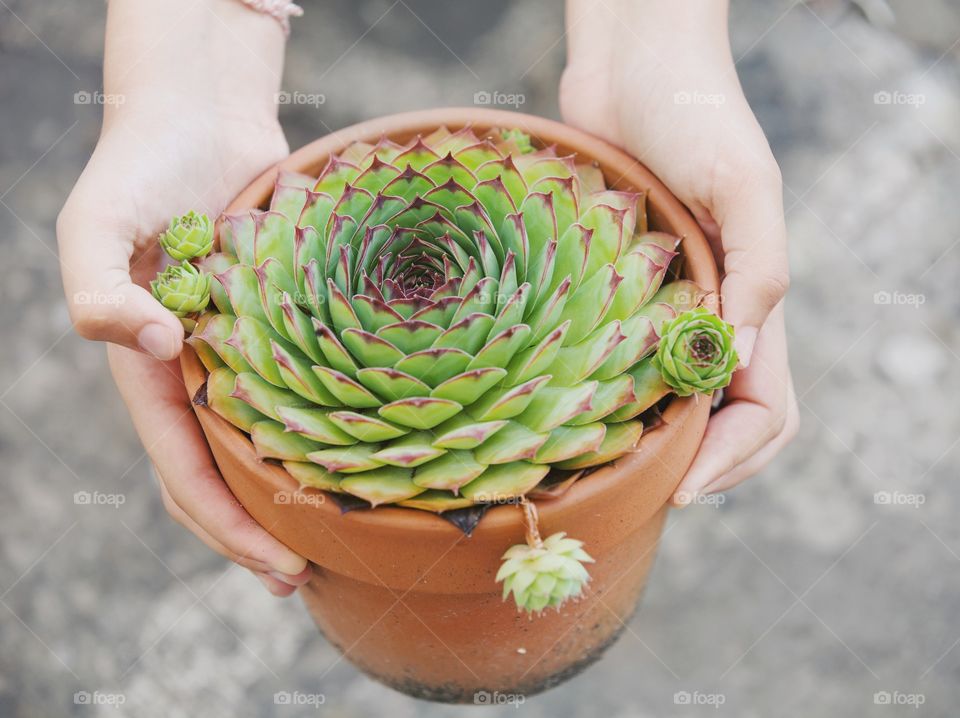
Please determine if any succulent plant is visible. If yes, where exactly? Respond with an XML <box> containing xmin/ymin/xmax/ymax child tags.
<box><xmin>160</xmin><ymin>210</ymin><xmax>215</xmax><ymax>260</ymax></box>
<box><xmin>496</xmin><ymin>500</ymin><xmax>593</xmax><ymax>613</ymax></box>
<box><xmin>151</xmin><ymin>260</ymin><xmax>211</xmax><ymax>329</ymax></box>
<box><xmin>497</xmin><ymin>532</ymin><xmax>593</xmax><ymax>613</ymax></box>
<box><xmin>156</xmin><ymin>125</ymin><xmax>737</xmax><ymax>612</ymax></box>
<box><xmin>654</xmin><ymin>307</ymin><xmax>737</xmax><ymax>397</ymax></box>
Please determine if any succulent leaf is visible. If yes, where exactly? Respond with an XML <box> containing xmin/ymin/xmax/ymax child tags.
<box><xmin>205</xmin><ymin>367</ymin><xmax>265</xmax><ymax>431</ymax></box>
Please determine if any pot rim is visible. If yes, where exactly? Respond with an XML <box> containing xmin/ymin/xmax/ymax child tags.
<box><xmin>188</xmin><ymin>107</ymin><xmax>719</xmax><ymax>535</ymax></box>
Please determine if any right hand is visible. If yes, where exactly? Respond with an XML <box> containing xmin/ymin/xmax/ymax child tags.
<box><xmin>57</xmin><ymin>0</ymin><xmax>311</xmax><ymax>595</ymax></box>
<box><xmin>561</xmin><ymin>0</ymin><xmax>797</xmax><ymax>502</ymax></box>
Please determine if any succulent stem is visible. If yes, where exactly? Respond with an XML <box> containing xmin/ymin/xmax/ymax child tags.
<box><xmin>520</xmin><ymin>497</ymin><xmax>543</xmax><ymax>549</ymax></box>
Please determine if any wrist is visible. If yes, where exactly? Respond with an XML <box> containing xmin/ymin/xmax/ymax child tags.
<box><xmin>565</xmin><ymin>0</ymin><xmax>732</xmax><ymax>74</ymax></box>
<box><xmin>569</xmin><ymin>0</ymin><xmax>729</xmax><ymax>37</ymax></box>
<box><xmin>103</xmin><ymin>0</ymin><xmax>284</xmax><ymax>126</ymax></box>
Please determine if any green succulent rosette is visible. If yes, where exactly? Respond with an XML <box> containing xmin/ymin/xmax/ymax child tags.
<box><xmin>177</xmin><ymin>126</ymin><xmax>722</xmax><ymax>512</ymax></box>
<box><xmin>496</xmin><ymin>532</ymin><xmax>593</xmax><ymax>614</ymax></box>
<box><xmin>653</xmin><ymin>307</ymin><xmax>737</xmax><ymax>397</ymax></box>
<box><xmin>160</xmin><ymin>210</ymin><xmax>215</xmax><ymax>260</ymax></box>
<box><xmin>179</xmin><ymin>126</ymin><xmax>713</xmax><ymax>513</ymax></box>
<box><xmin>151</xmin><ymin>261</ymin><xmax>211</xmax><ymax>318</ymax></box>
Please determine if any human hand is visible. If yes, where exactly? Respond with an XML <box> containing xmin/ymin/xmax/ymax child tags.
<box><xmin>58</xmin><ymin>0</ymin><xmax>309</xmax><ymax>594</ymax></box>
<box><xmin>560</xmin><ymin>0</ymin><xmax>798</xmax><ymax>502</ymax></box>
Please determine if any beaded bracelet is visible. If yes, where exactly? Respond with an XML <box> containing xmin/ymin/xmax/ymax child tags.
<box><xmin>237</xmin><ymin>0</ymin><xmax>303</xmax><ymax>36</ymax></box>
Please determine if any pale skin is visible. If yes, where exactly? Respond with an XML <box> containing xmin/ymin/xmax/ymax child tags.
<box><xmin>563</xmin><ymin>0</ymin><xmax>798</xmax><ymax>504</ymax></box>
<box><xmin>59</xmin><ymin>0</ymin><xmax>796</xmax><ymax>596</ymax></box>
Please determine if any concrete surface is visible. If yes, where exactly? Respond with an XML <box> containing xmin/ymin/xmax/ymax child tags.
<box><xmin>1</xmin><ymin>0</ymin><xmax>959</xmax><ymax>715</ymax></box>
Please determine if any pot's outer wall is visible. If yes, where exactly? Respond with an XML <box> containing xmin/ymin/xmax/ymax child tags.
<box><xmin>181</xmin><ymin>108</ymin><xmax>718</xmax><ymax>700</ymax></box>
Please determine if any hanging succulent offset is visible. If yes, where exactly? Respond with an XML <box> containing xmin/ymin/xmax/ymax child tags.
<box><xmin>152</xmin><ymin>126</ymin><xmax>737</xmax><ymax>612</ymax></box>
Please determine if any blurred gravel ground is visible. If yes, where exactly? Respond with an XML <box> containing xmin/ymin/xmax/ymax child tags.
<box><xmin>2</xmin><ymin>0</ymin><xmax>960</xmax><ymax>716</ymax></box>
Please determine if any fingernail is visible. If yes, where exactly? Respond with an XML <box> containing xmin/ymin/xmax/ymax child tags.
<box><xmin>269</xmin><ymin>568</ymin><xmax>311</xmax><ymax>587</ymax></box>
<box><xmin>272</xmin><ymin>555</ymin><xmax>309</xmax><ymax>576</ymax></box>
<box><xmin>734</xmin><ymin>327</ymin><xmax>758</xmax><ymax>368</ymax></box>
<box><xmin>138</xmin><ymin>323</ymin><xmax>179</xmax><ymax>360</ymax></box>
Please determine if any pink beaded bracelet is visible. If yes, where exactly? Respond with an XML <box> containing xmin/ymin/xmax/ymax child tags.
<box><xmin>237</xmin><ymin>0</ymin><xmax>303</xmax><ymax>36</ymax></box>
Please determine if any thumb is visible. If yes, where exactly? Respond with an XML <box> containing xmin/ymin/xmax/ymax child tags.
<box><xmin>714</xmin><ymin>170</ymin><xmax>789</xmax><ymax>367</ymax></box>
<box><xmin>57</xmin><ymin>206</ymin><xmax>184</xmax><ymax>360</ymax></box>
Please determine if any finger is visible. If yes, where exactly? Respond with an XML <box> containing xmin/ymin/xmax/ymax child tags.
<box><xmin>715</xmin><ymin>158</ymin><xmax>789</xmax><ymax>366</ymax></box>
<box><xmin>154</xmin><ymin>468</ymin><xmax>311</xmax><ymax>587</ymax></box>
<box><xmin>700</xmin><ymin>384</ymin><xmax>798</xmax><ymax>494</ymax></box>
<box><xmin>155</xmin><ymin>472</ymin><xmax>271</xmax><ymax>573</ymax></box>
<box><xmin>672</xmin><ymin>304</ymin><xmax>789</xmax><ymax>505</ymax></box>
<box><xmin>57</xmin><ymin>167</ymin><xmax>184</xmax><ymax>360</ymax></box>
<box><xmin>254</xmin><ymin>572</ymin><xmax>299</xmax><ymax>598</ymax></box>
<box><xmin>109</xmin><ymin>345</ymin><xmax>309</xmax><ymax>576</ymax></box>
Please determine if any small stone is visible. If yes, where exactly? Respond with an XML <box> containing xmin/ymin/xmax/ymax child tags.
<box><xmin>516</xmin><ymin>647</ymin><xmax>527</xmax><ymax>655</ymax></box>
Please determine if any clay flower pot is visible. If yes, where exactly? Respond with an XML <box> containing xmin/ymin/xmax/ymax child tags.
<box><xmin>180</xmin><ymin>108</ymin><xmax>718</xmax><ymax>702</ymax></box>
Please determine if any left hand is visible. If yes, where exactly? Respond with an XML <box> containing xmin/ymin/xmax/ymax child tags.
<box><xmin>560</xmin><ymin>0</ymin><xmax>798</xmax><ymax>502</ymax></box>
<box><xmin>57</xmin><ymin>0</ymin><xmax>312</xmax><ymax>595</ymax></box>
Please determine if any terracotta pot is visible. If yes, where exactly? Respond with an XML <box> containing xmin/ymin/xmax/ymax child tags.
<box><xmin>180</xmin><ymin>108</ymin><xmax>718</xmax><ymax>702</ymax></box>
